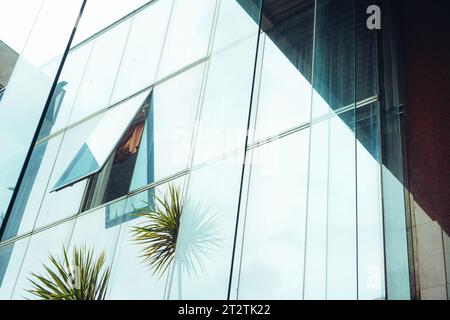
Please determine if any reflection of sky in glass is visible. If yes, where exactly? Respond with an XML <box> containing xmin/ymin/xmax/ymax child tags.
<box><xmin>0</xmin><ymin>0</ymin><xmax>150</xmax><ymax>67</ymax></box>
<box><xmin>0</xmin><ymin>0</ymin><xmax>391</xmax><ymax>301</ymax></box>
<box><xmin>238</xmin><ymin>30</ymin><xmax>385</xmax><ymax>299</ymax></box>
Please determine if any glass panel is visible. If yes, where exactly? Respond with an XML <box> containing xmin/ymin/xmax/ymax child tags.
<box><xmin>0</xmin><ymin>58</ymin><xmax>55</xmax><ymax>223</ymax></box>
<box><xmin>303</xmin><ymin>119</ymin><xmax>329</xmax><ymax>299</ymax></box>
<box><xmin>356</xmin><ymin>104</ymin><xmax>385</xmax><ymax>300</ymax></box>
<box><xmin>0</xmin><ymin>237</ymin><xmax>30</xmax><ymax>299</ymax></box>
<box><xmin>382</xmin><ymin>166</ymin><xmax>410</xmax><ymax>299</ymax></box>
<box><xmin>156</xmin><ymin>0</ymin><xmax>216</xmax><ymax>80</ymax></box>
<box><xmin>83</xmin><ymin>61</ymin><xmax>204</xmax><ymax>213</ymax></box>
<box><xmin>68</xmin><ymin>21</ymin><xmax>131</xmax><ymax>125</ymax></box>
<box><xmin>69</xmin><ymin>202</ymin><xmax>125</xmax><ymax>268</ymax></box>
<box><xmin>81</xmin><ymin>93</ymin><xmax>153</xmax><ymax>210</ymax></box>
<box><xmin>38</xmin><ymin>43</ymin><xmax>94</xmax><ymax>140</ymax></box>
<box><xmin>11</xmin><ymin>220</ymin><xmax>75</xmax><ymax>299</ymax></box>
<box><xmin>253</xmin><ymin>0</ymin><xmax>314</xmax><ymax>141</ymax></box>
<box><xmin>20</xmin><ymin>0</ymin><xmax>83</xmax><ymax>68</ymax></box>
<box><xmin>53</xmin><ymin>91</ymin><xmax>150</xmax><ymax>192</ymax></box>
<box><xmin>168</xmin><ymin>153</ymin><xmax>244</xmax><ymax>299</ymax></box>
<box><xmin>326</xmin><ymin>114</ymin><xmax>357</xmax><ymax>299</ymax></box>
<box><xmin>108</xmin><ymin>178</ymin><xmax>185</xmax><ymax>299</ymax></box>
<box><xmin>73</xmin><ymin>0</ymin><xmax>151</xmax><ymax>44</ymax></box>
<box><xmin>0</xmin><ymin>1</ymin><xmax>83</xmax><ymax>227</ymax></box>
<box><xmin>110</xmin><ymin>0</ymin><xmax>173</xmax><ymax>104</ymax></box>
<box><xmin>130</xmin><ymin>62</ymin><xmax>205</xmax><ymax>189</ymax></box>
<box><xmin>236</xmin><ymin>130</ymin><xmax>309</xmax><ymax>299</ymax></box>
<box><xmin>192</xmin><ymin>0</ymin><xmax>261</xmax><ymax>165</ymax></box>
<box><xmin>167</xmin><ymin>0</ymin><xmax>262</xmax><ymax>299</ymax></box>
<box><xmin>379</xmin><ymin>0</ymin><xmax>410</xmax><ymax>300</ymax></box>
<box><xmin>0</xmin><ymin>0</ymin><xmax>44</xmax><ymax>54</ymax></box>
<box><xmin>253</xmin><ymin>36</ymin><xmax>312</xmax><ymax>141</ymax></box>
<box><xmin>304</xmin><ymin>0</ymin><xmax>357</xmax><ymax>300</ymax></box>
<box><xmin>33</xmin><ymin>115</ymin><xmax>104</xmax><ymax>229</ymax></box>
<box><xmin>1</xmin><ymin>134</ymin><xmax>63</xmax><ymax>241</ymax></box>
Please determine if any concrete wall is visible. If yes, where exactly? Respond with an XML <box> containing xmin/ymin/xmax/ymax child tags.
<box><xmin>0</xmin><ymin>41</ymin><xmax>18</xmax><ymax>88</ymax></box>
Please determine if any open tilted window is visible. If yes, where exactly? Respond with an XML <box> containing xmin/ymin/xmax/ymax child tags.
<box><xmin>52</xmin><ymin>90</ymin><xmax>152</xmax><ymax>192</ymax></box>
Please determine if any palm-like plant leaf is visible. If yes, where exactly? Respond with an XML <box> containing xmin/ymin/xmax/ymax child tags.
<box><xmin>130</xmin><ymin>184</ymin><xmax>182</xmax><ymax>278</ymax></box>
<box><xmin>27</xmin><ymin>245</ymin><xmax>110</xmax><ymax>300</ymax></box>
<box><xmin>130</xmin><ymin>184</ymin><xmax>222</xmax><ymax>279</ymax></box>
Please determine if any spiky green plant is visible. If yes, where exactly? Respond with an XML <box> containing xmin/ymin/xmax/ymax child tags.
<box><xmin>130</xmin><ymin>184</ymin><xmax>222</xmax><ymax>279</ymax></box>
<box><xmin>130</xmin><ymin>184</ymin><xmax>182</xmax><ymax>278</ymax></box>
<box><xmin>27</xmin><ymin>245</ymin><xmax>110</xmax><ymax>300</ymax></box>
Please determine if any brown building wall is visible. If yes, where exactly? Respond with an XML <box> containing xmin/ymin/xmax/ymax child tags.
<box><xmin>399</xmin><ymin>0</ymin><xmax>450</xmax><ymax>299</ymax></box>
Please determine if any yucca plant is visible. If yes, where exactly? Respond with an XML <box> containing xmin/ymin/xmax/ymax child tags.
<box><xmin>130</xmin><ymin>184</ymin><xmax>222</xmax><ymax>280</ymax></box>
<box><xmin>27</xmin><ymin>245</ymin><xmax>110</xmax><ymax>300</ymax></box>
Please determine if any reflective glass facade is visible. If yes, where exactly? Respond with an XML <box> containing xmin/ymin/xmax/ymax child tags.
<box><xmin>0</xmin><ymin>0</ymin><xmax>413</xmax><ymax>300</ymax></box>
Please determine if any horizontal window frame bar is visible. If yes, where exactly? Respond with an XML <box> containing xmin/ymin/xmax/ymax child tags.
<box><xmin>0</xmin><ymin>168</ymin><xmax>189</xmax><ymax>248</ymax></box>
<box><xmin>1</xmin><ymin>91</ymin><xmax>378</xmax><ymax>248</ymax></box>
<box><xmin>70</xmin><ymin>0</ymin><xmax>160</xmax><ymax>52</ymax></box>
<box><xmin>247</xmin><ymin>95</ymin><xmax>379</xmax><ymax>150</ymax></box>
<box><xmin>35</xmin><ymin>56</ymin><xmax>208</xmax><ymax>146</ymax></box>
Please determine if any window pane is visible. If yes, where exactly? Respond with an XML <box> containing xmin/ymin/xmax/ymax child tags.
<box><xmin>11</xmin><ymin>220</ymin><xmax>75</xmax><ymax>299</ymax></box>
<box><xmin>68</xmin><ymin>21</ymin><xmax>131</xmax><ymax>125</ymax></box>
<box><xmin>168</xmin><ymin>153</ymin><xmax>245</xmax><ymax>299</ymax></box>
<box><xmin>73</xmin><ymin>0</ymin><xmax>150</xmax><ymax>44</ymax></box>
<box><xmin>253</xmin><ymin>0</ymin><xmax>314</xmax><ymax>141</ymax></box>
<box><xmin>69</xmin><ymin>202</ymin><xmax>125</xmax><ymax>268</ymax></box>
<box><xmin>303</xmin><ymin>119</ymin><xmax>329</xmax><ymax>299</ymax></box>
<box><xmin>0</xmin><ymin>1</ymin><xmax>83</xmax><ymax>224</ymax></box>
<box><xmin>108</xmin><ymin>178</ymin><xmax>185</xmax><ymax>299</ymax></box>
<box><xmin>167</xmin><ymin>0</ymin><xmax>262</xmax><ymax>299</ymax></box>
<box><xmin>253</xmin><ymin>36</ymin><xmax>312</xmax><ymax>141</ymax></box>
<box><xmin>81</xmin><ymin>93</ymin><xmax>153</xmax><ymax>209</ymax></box>
<box><xmin>157</xmin><ymin>0</ymin><xmax>216</xmax><ymax>80</ymax></box>
<box><xmin>1</xmin><ymin>134</ymin><xmax>63</xmax><ymax>241</ymax></box>
<box><xmin>83</xmin><ymin>60</ymin><xmax>204</xmax><ymax>212</ymax></box>
<box><xmin>356</xmin><ymin>104</ymin><xmax>385</xmax><ymax>300</ymax></box>
<box><xmin>130</xmin><ymin>62</ymin><xmax>205</xmax><ymax>190</ymax></box>
<box><xmin>33</xmin><ymin>115</ymin><xmax>104</xmax><ymax>229</ymax></box>
<box><xmin>193</xmin><ymin>0</ymin><xmax>261</xmax><ymax>165</ymax></box>
<box><xmin>0</xmin><ymin>237</ymin><xmax>29</xmax><ymax>299</ymax></box>
<box><xmin>303</xmin><ymin>0</ymin><xmax>357</xmax><ymax>300</ymax></box>
<box><xmin>236</xmin><ymin>130</ymin><xmax>309</xmax><ymax>299</ymax></box>
<box><xmin>53</xmin><ymin>91</ymin><xmax>150</xmax><ymax>192</ymax></box>
<box><xmin>110</xmin><ymin>0</ymin><xmax>173</xmax><ymax>104</ymax></box>
<box><xmin>38</xmin><ymin>43</ymin><xmax>94</xmax><ymax>140</ymax></box>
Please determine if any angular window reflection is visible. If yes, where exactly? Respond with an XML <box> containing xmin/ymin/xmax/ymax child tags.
<box><xmin>53</xmin><ymin>91</ymin><xmax>150</xmax><ymax>192</ymax></box>
<box><xmin>82</xmin><ymin>62</ymin><xmax>204</xmax><ymax>214</ymax></box>
<box><xmin>82</xmin><ymin>92</ymin><xmax>152</xmax><ymax>210</ymax></box>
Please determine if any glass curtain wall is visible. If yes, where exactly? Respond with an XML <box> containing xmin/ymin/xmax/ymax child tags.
<box><xmin>0</xmin><ymin>0</ymin><xmax>85</xmax><ymax>234</ymax></box>
<box><xmin>0</xmin><ymin>0</ymin><xmax>263</xmax><ymax>299</ymax></box>
<box><xmin>232</xmin><ymin>0</ymin><xmax>387</xmax><ymax>300</ymax></box>
<box><xmin>0</xmin><ymin>0</ymin><xmax>410</xmax><ymax>300</ymax></box>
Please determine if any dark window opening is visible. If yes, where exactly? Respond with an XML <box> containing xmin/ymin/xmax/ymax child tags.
<box><xmin>81</xmin><ymin>92</ymin><xmax>155</xmax><ymax>227</ymax></box>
